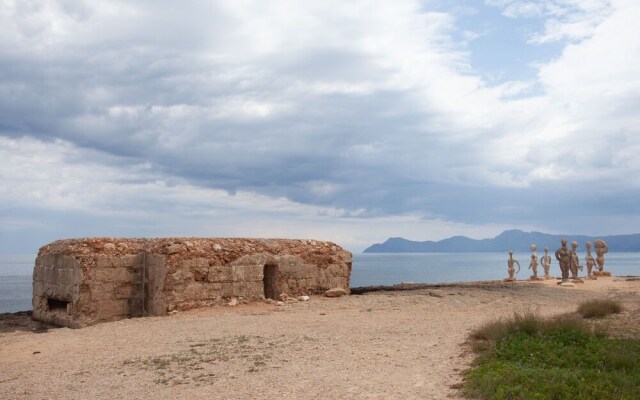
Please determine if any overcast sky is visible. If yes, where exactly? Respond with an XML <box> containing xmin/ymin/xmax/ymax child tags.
<box><xmin>1</xmin><ymin>0</ymin><xmax>639</xmax><ymax>253</ymax></box>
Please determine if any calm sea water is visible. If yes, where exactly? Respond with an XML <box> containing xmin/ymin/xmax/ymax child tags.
<box><xmin>0</xmin><ymin>254</ymin><xmax>34</xmax><ymax>313</ymax></box>
<box><xmin>1</xmin><ymin>253</ymin><xmax>639</xmax><ymax>313</ymax></box>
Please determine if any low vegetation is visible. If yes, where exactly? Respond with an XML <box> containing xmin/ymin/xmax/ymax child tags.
<box><xmin>578</xmin><ymin>298</ymin><xmax>623</xmax><ymax>318</ymax></box>
<box><xmin>463</xmin><ymin>305</ymin><xmax>640</xmax><ymax>400</ymax></box>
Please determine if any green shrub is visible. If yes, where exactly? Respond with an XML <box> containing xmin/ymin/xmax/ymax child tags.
<box><xmin>464</xmin><ymin>310</ymin><xmax>640</xmax><ymax>399</ymax></box>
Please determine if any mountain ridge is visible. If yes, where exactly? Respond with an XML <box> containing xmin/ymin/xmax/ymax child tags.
<box><xmin>363</xmin><ymin>230</ymin><xmax>640</xmax><ymax>253</ymax></box>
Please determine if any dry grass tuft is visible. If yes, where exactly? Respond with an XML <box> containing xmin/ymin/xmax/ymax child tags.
<box><xmin>469</xmin><ymin>310</ymin><xmax>588</xmax><ymax>344</ymax></box>
<box><xmin>577</xmin><ymin>299</ymin><xmax>623</xmax><ymax>319</ymax></box>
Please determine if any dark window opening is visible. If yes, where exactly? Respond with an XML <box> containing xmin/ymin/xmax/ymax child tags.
<box><xmin>263</xmin><ymin>265</ymin><xmax>278</xmax><ymax>300</ymax></box>
<box><xmin>47</xmin><ymin>298</ymin><xmax>69</xmax><ymax>312</ymax></box>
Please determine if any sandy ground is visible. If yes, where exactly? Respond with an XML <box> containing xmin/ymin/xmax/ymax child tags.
<box><xmin>1</xmin><ymin>277</ymin><xmax>639</xmax><ymax>400</ymax></box>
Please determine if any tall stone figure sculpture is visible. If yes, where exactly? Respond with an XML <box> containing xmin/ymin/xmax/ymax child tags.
<box><xmin>528</xmin><ymin>244</ymin><xmax>541</xmax><ymax>280</ymax></box>
<box><xmin>541</xmin><ymin>247</ymin><xmax>552</xmax><ymax>279</ymax></box>
<box><xmin>594</xmin><ymin>239</ymin><xmax>611</xmax><ymax>276</ymax></box>
<box><xmin>504</xmin><ymin>250</ymin><xmax>520</xmax><ymax>282</ymax></box>
<box><xmin>585</xmin><ymin>241</ymin><xmax>597</xmax><ymax>279</ymax></box>
<box><xmin>555</xmin><ymin>239</ymin><xmax>571</xmax><ymax>284</ymax></box>
<box><xmin>570</xmin><ymin>241</ymin><xmax>584</xmax><ymax>282</ymax></box>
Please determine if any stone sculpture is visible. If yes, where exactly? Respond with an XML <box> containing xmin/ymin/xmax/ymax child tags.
<box><xmin>593</xmin><ymin>239</ymin><xmax>611</xmax><ymax>276</ymax></box>
<box><xmin>555</xmin><ymin>238</ymin><xmax>571</xmax><ymax>284</ymax></box>
<box><xmin>585</xmin><ymin>241</ymin><xmax>597</xmax><ymax>279</ymax></box>
<box><xmin>570</xmin><ymin>241</ymin><xmax>584</xmax><ymax>283</ymax></box>
<box><xmin>528</xmin><ymin>244</ymin><xmax>541</xmax><ymax>280</ymax></box>
<box><xmin>504</xmin><ymin>250</ymin><xmax>520</xmax><ymax>282</ymax></box>
<box><xmin>541</xmin><ymin>247</ymin><xmax>552</xmax><ymax>279</ymax></box>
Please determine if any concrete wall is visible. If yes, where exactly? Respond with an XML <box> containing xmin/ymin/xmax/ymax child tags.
<box><xmin>32</xmin><ymin>238</ymin><xmax>352</xmax><ymax>328</ymax></box>
<box><xmin>32</xmin><ymin>254</ymin><xmax>83</xmax><ymax>328</ymax></box>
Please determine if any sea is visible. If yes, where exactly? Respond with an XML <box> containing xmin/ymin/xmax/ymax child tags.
<box><xmin>1</xmin><ymin>252</ymin><xmax>639</xmax><ymax>314</ymax></box>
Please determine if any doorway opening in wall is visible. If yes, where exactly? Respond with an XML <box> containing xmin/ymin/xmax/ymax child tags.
<box><xmin>47</xmin><ymin>298</ymin><xmax>69</xmax><ymax>312</ymax></box>
<box><xmin>263</xmin><ymin>264</ymin><xmax>278</xmax><ymax>300</ymax></box>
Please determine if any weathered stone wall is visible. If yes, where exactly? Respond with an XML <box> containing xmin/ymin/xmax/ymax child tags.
<box><xmin>33</xmin><ymin>238</ymin><xmax>352</xmax><ymax>327</ymax></box>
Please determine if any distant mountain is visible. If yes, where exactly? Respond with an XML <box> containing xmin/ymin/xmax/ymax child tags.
<box><xmin>363</xmin><ymin>230</ymin><xmax>640</xmax><ymax>253</ymax></box>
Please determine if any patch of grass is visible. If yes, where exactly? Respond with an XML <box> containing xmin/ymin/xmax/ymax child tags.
<box><xmin>578</xmin><ymin>299</ymin><xmax>623</xmax><ymax>319</ymax></box>
<box><xmin>464</xmin><ymin>310</ymin><xmax>640</xmax><ymax>399</ymax></box>
<box><xmin>470</xmin><ymin>310</ymin><xmax>587</xmax><ymax>342</ymax></box>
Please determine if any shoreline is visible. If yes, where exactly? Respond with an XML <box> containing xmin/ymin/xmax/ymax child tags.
<box><xmin>3</xmin><ymin>275</ymin><xmax>638</xmax><ymax>315</ymax></box>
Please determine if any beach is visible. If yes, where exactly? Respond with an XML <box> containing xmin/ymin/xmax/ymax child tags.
<box><xmin>1</xmin><ymin>277</ymin><xmax>639</xmax><ymax>400</ymax></box>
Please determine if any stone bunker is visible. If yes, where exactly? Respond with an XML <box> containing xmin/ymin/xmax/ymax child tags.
<box><xmin>32</xmin><ymin>238</ymin><xmax>352</xmax><ymax>328</ymax></box>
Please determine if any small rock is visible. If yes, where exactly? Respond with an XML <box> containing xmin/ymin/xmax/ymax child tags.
<box><xmin>276</xmin><ymin>301</ymin><xmax>285</xmax><ymax>306</ymax></box>
<box><xmin>166</xmin><ymin>244</ymin><xmax>181</xmax><ymax>254</ymax></box>
<box><xmin>228</xmin><ymin>298</ymin><xmax>238</xmax><ymax>306</ymax></box>
<box><xmin>297</xmin><ymin>295</ymin><xmax>310</xmax><ymax>301</ymax></box>
<box><xmin>212</xmin><ymin>244</ymin><xmax>222</xmax><ymax>251</ymax></box>
<box><xmin>278</xmin><ymin>293</ymin><xmax>290</xmax><ymax>301</ymax></box>
<box><xmin>324</xmin><ymin>288</ymin><xmax>348</xmax><ymax>298</ymax></box>
<box><xmin>104</xmin><ymin>243</ymin><xmax>116</xmax><ymax>251</ymax></box>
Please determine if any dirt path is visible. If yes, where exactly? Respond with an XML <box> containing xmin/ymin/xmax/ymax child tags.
<box><xmin>1</xmin><ymin>278</ymin><xmax>639</xmax><ymax>400</ymax></box>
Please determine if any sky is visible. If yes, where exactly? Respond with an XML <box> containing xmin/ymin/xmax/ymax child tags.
<box><xmin>1</xmin><ymin>0</ymin><xmax>639</xmax><ymax>254</ymax></box>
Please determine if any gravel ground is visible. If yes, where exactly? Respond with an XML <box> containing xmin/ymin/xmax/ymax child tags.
<box><xmin>1</xmin><ymin>277</ymin><xmax>638</xmax><ymax>400</ymax></box>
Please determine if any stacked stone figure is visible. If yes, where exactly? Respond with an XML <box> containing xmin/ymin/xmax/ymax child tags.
<box><xmin>585</xmin><ymin>241</ymin><xmax>598</xmax><ymax>280</ymax></box>
<box><xmin>503</xmin><ymin>238</ymin><xmax>610</xmax><ymax>287</ymax></box>
<box><xmin>555</xmin><ymin>239</ymin><xmax>572</xmax><ymax>285</ymax></box>
<box><xmin>569</xmin><ymin>241</ymin><xmax>584</xmax><ymax>283</ymax></box>
<box><xmin>593</xmin><ymin>240</ymin><xmax>611</xmax><ymax>276</ymax></box>
<box><xmin>504</xmin><ymin>250</ymin><xmax>520</xmax><ymax>282</ymax></box>
<box><xmin>528</xmin><ymin>244</ymin><xmax>543</xmax><ymax>280</ymax></box>
<box><xmin>541</xmin><ymin>247</ymin><xmax>553</xmax><ymax>279</ymax></box>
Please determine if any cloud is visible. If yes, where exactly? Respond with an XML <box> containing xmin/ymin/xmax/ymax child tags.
<box><xmin>1</xmin><ymin>0</ymin><xmax>639</xmax><ymax>252</ymax></box>
<box><xmin>485</xmin><ymin>0</ymin><xmax>614</xmax><ymax>43</ymax></box>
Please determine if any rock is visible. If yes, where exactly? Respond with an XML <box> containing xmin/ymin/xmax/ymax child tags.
<box><xmin>212</xmin><ymin>244</ymin><xmax>222</xmax><ymax>251</ymax></box>
<box><xmin>276</xmin><ymin>301</ymin><xmax>285</xmax><ymax>306</ymax></box>
<box><xmin>297</xmin><ymin>295</ymin><xmax>310</xmax><ymax>301</ymax></box>
<box><xmin>166</xmin><ymin>244</ymin><xmax>181</xmax><ymax>254</ymax></box>
<box><xmin>228</xmin><ymin>298</ymin><xmax>238</xmax><ymax>306</ymax></box>
<box><xmin>324</xmin><ymin>288</ymin><xmax>348</xmax><ymax>298</ymax></box>
<box><xmin>104</xmin><ymin>243</ymin><xmax>116</xmax><ymax>251</ymax></box>
<box><xmin>279</xmin><ymin>293</ymin><xmax>290</xmax><ymax>301</ymax></box>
